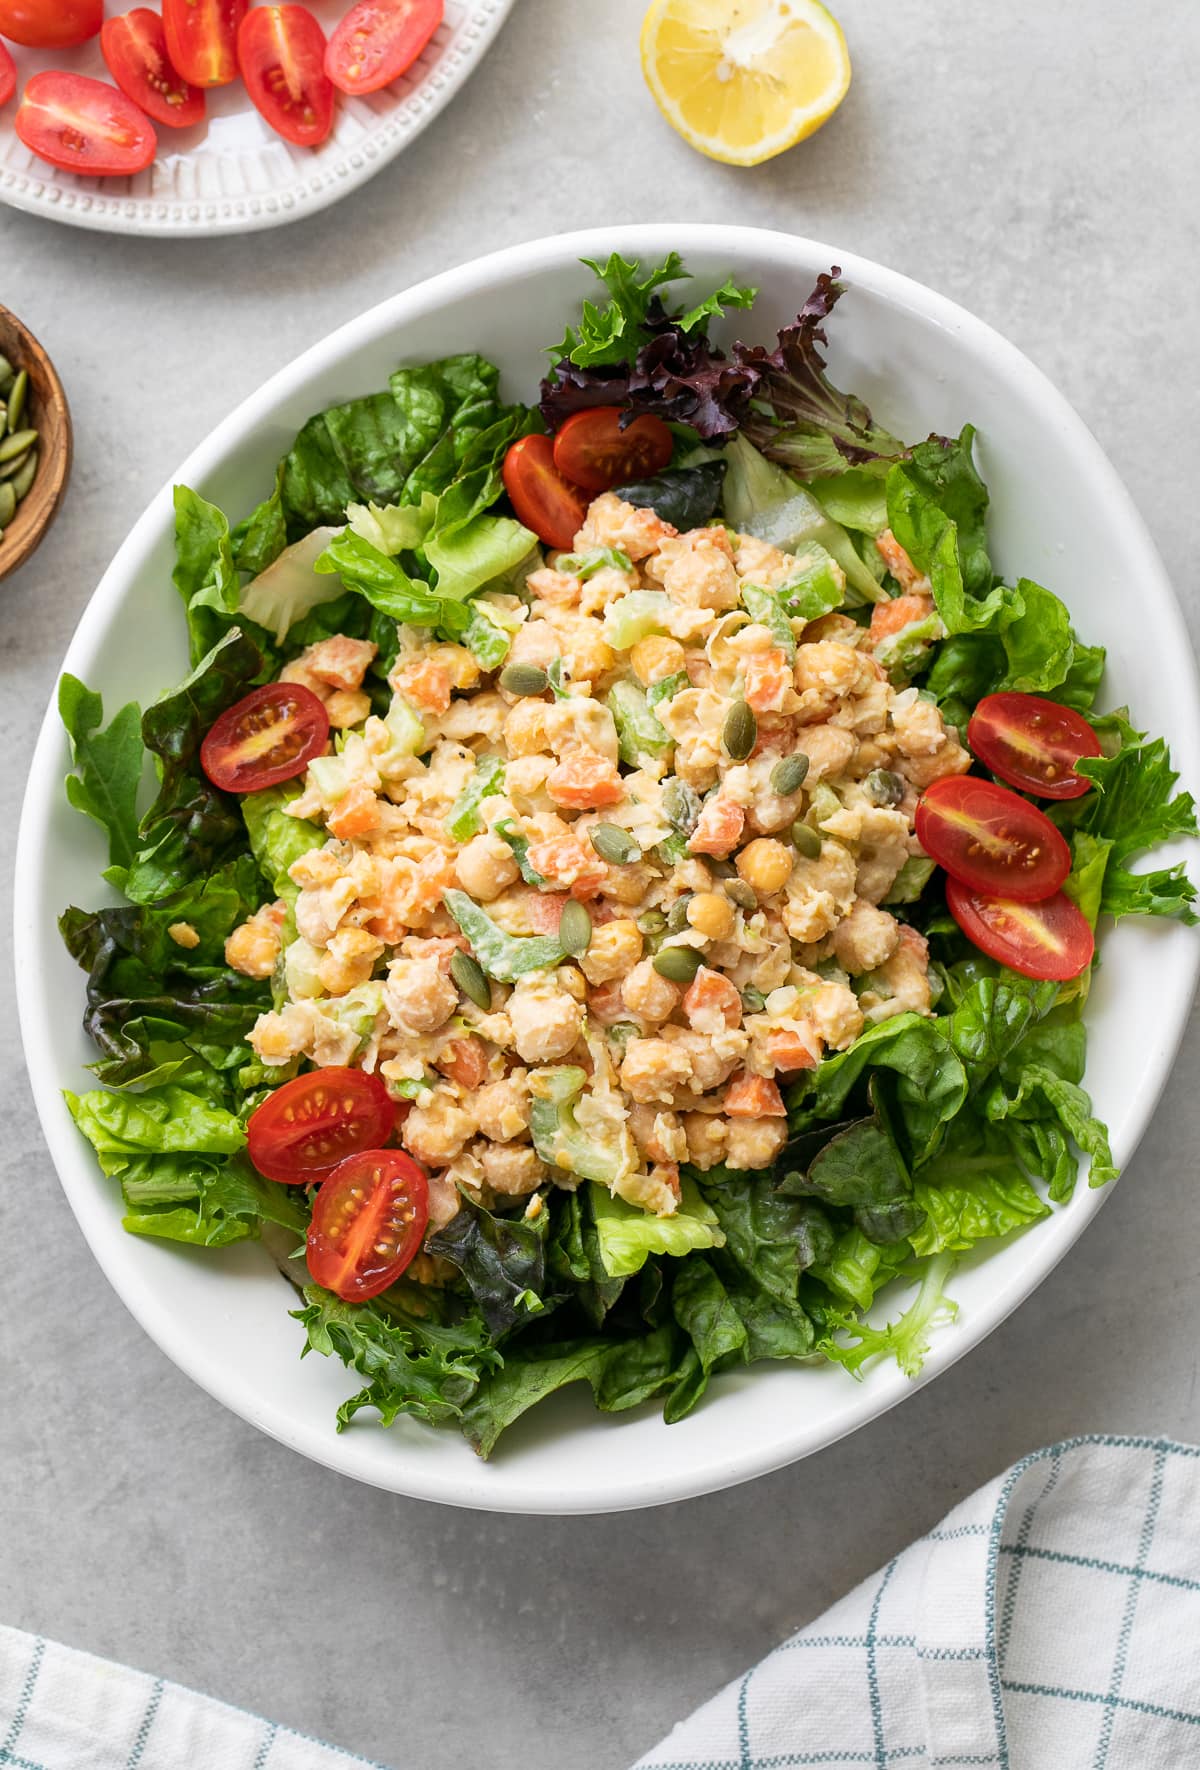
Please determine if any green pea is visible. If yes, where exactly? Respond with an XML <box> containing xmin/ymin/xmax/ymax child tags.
<box><xmin>6</xmin><ymin>369</ymin><xmax>28</xmax><ymax>435</ymax></box>
<box><xmin>589</xmin><ymin>822</ymin><xmax>640</xmax><ymax>865</ymax></box>
<box><xmin>559</xmin><ymin>899</ymin><xmax>592</xmax><ymax>957</ymax></box>
<box><xmin>498</xmin><ymin>662</ymin><xmax>549</xmax><ymax>696</ymax></box>
<box><xmin>652</xmin><ymin>945</ymin><xmax>704</xmax><ymax>984</ymax></box>
<box><xmin>722</xmin><ymin>699</ymin><xmax>757</xmax><ymax>762</ymax></box>
<box><xmin>792</xmin><ymin>821</ymin><xmax>822</xmax><ymax>859</ymax></box>
<box><xmin>450</xmin><ymin>949</ymin><xmax>491</xmax><ymax>1011</ymax></box>
<box><xmin>770</xmin><ymin>753</ymin><xmax>810</xmax><ymax>797</ymax></box>
<box><xmin>725</xmin><ymin>879</ymin><xmax>758</xmax><ymax>912</ymax></box>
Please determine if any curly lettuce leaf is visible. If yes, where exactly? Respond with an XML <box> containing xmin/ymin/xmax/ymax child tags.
<box><xmin>549</xmin><ymin>251</ymin><xmax>755</xmax><ymax>370</ymax></box>
<box><xmin>59</xmin><ymin>675</ymin><xmax>144</xmax><ymax>880</ymax></box>
<box><xmin>819</xmin><ymin>1252</ymin><xmax>957</xmax><ymax>1379</ymax></box>
<box><xmin>1062</xmin><ymin>721</ymin><xmax>1199</xmax><ymax>924</ymax></box>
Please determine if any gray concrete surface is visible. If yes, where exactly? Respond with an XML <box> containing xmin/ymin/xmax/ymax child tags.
<box><xmin>3</xmin><ymin>0</ymin><xmax>1199</xmax><ymax>1763</ymax></box>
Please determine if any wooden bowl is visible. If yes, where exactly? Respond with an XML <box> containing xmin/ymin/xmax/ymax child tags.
<box><xmin>0</xmin><ymin>306</ymin><xmax>72</xmax><ymax>584</ymax></box>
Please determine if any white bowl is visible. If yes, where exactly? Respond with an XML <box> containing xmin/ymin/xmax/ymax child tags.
<box><xmin>15</xmin><ymin>226</ymin><xmax>1200</xmax><ymax>1513</ymax></box>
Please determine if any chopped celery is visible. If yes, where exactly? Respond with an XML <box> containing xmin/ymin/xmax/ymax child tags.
<box><xmin>740</xmin><ymin>584</ymin><xmax>797</xmax><ymax>660</ymax></box>
<box><xmin>446</xmin><ymin>755</ymin><xmax>506</xmax><ymax>842</ymax></box>
<box><xmin>529</xmin><ymin>1067</ymin><xmax>625</xmax><ymax>1186</ymax></box>
<box><xmin>444</xmin><ymin>889</ymin><xmax>562</xmax><ymax>980</ymax></box>
<box><xmin>603</xmin><ymin>590</ymin><xmax>670</xmax><ymax>650</ymax></box>
<box><xmin>607</xmin><ymin>679</ymin><xmax>672</xmax><ymax>765</ymax></box>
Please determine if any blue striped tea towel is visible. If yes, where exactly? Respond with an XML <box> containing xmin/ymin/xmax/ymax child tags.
<box><xmin>3</xmin><ymin>1437</ymin><xmax>1200</xmax><ymax>1768</ymax></box>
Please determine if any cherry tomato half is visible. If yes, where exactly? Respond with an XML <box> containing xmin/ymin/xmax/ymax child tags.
<box><xmin>163</xmin><ymin>0</ymin><xmax>247</xmax><ymax>88</ymax></box>
<box><xmin>238</xmin><ymin>5</ymin><xmax>335</xmax><ymax>147</ymax></box>
<box><xmin>247</xmin><ymin>1068</ymin><xmax>397</xmax><ymax>1184</ymax></box>
<box><xmin>946</xmin><ymin>876</ymin><xmax>1094</xmax><ymax>982</ymax></box>
<box><xmin>200</xmin><ymin>682</ymin><xmax>329</xmax><ymax>794</ymax></box>
<box><xmin>0</xmin><ymin>41</ymin><xmax>15</xmax><ymax>108</ymax></box>
<box><xmin>15</xmin><ymin>72</ymin><xmax>157</xmax><ymax>177</ymax></box>
<box><xmin>502</xmin><ymin>433</ymin><xmax>589</xmax><ymax>552</ymax></box>
<box><xmin>915</xmin><ymin>774</ymin><xmax>1071</xmax><ymax>903</ymax></box>
<box><xmin>325</xmin><ymin>0</ymin><xmax>443</xmax><ymax>97</ymax></box>
<box><xmin>0</xmin><ymin>0</ymin><xmax>101</xmax><ymax>48</ymax></box>
<box><xmin>968</xmin><ymin>692</ymin><xmax>1102</xmax><ymax>801</ymax></box>
<box><xmin>307</xmin><ymin>1149</ymin><xmax>429</xmax><ymax>1302</ymax></box>
<box><xmin>101</xmin><ymin>9</ymin><xmax>206</xmax><ymax>129</ymax></box>
<box><xmin>551</xmin><ymin>407</ymin><xmax>674</xmax><ymax>495</ymax></box>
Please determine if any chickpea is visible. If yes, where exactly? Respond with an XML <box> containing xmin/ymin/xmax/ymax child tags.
<box><xmin>630</xmin><ymin>634</ymin><xmax>686</xmax><ymax>686</ymax></box>
<box><xmin>686</xmin><ymin>892</ymin><xmax>735</xmax><ymax>942</ymax></box>
<box><xmin>475</xmin><ymin>1075</ymin><xmax>530</xmax><ymax>1142</ymax></box>
<box><xmin>325</xmin><ymin>689</ymin><xmax>372</xmax><ymax>730</ymax></box>
<box><xmin>455</xmin><ymin>834</ymin><xmax>521</xmax><ymax>902</ymax></box>
<box><xmin>580</xmin><ymin>919</ymin><xmax>643</xmax><ymax>985</ymax></box>
<box><xmin>503</xmin><ymin>699</ymin><xmax>553</xmax><ymax>758</ymax></box>
<box><xmin>736</xmin><ymin>837</ymin><xmax>795</xmax><ymax>897</ymax></box>
<box><xmin>556</xmin><ymin>964</ymin><xmax>588</xmax><ymax>1001</ymax></box>
<box><xmin>403</xmin><ymin>1094</ymin><xmax>474</xmax><ymax>1166</ymax></box>
<box><xmin>619</xmin><ymin>1039</ymin><xmax>694</xmax><ymax>1105</ymax></box>
<box><xmin>621</xmin><ymin>958</ymin><xmax>680</xmax><ymax>1025</ymax></box>
<box><xmin>478</xmin><ymin>1141</ymin><xmax>547</xmax><ymax>1196</ymax></box>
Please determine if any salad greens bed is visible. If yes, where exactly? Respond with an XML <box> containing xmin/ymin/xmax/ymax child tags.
<box><xmin>58</xmin><ymin>256</ymin><xmax>1196</xmax><ymax>1457</ymax></box>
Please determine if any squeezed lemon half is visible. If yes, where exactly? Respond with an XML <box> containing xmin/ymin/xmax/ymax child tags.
<box><xmin>640</xmin><ymin>0</ymin><xmax>852</xmax><ymax>167</ymax></box>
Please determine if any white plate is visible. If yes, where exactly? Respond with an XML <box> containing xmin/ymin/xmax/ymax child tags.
<box><xmin>0</xmin><ymin>0</ymin><xmax>515</xmax><ymax>237</ymax></box>
<box><xmin>15</xmin><ymin>225</ymin><xmax>1200</xmax><ymax>1512</ymax></box>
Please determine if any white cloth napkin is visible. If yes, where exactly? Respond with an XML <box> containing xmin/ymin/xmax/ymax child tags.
<box><xmin>4</xmin><ymin>1436</ymin><xmax>1200</xmax><ymax>1768</ymax></box>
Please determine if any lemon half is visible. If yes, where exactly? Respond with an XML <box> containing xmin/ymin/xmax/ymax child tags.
<box><xmin>641</xmin><ymin>0</ymin><xmax>852</xmax><ymax>167</ymax></box>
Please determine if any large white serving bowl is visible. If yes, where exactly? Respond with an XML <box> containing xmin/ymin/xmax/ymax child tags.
<box><xmin>15</xmin><ymin>226</ymin><xmax>1200</xmax><ymax>1513</ymax></box>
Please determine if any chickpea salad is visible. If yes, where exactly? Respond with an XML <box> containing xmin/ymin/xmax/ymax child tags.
<box><xmin>59</xmin><ymin>257</ymin><xmax>1197</xmax><ymax>1456</ymax></box>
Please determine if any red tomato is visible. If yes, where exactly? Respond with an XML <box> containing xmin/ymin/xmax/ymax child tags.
<box><xmin>502</xmin><ymin>434</ymin><xmax>589</xmax><ymax>552</ymax></box>
<box><xmin>946</xmin><ymin>877</ymin><xmax>1094</xmax><ymax>982</ymax></box>
<box><xmin>238</xmin><ymin>5</ymin><xmax>335</xmax><ymax>147</ymax></box>
<box><xmin>0</xmin><ymin>41</ymin><xmax>14</xmax><ymax>108</ymax></box>
<box><xmin>14</xmin><ymin>72</ymin><xmax>157</xmax><ymax>176</ymax></box>
<box><xmin>0</xmin><ymin>0</ymin><xmax>101</xmax><ymax>48</ymax></box>
<box><xmin>552</xmin><ymin>408</ymin><xmax>674</xmax><ymax>495</ymax></box>
<box><xmin>325</xmin><ymin>0</ymin><xmax>443</xmax><ymax>96</ymax></box>
<box><xmin>247</xmin><ymin>1068</ymin><xmax>397</xmax><ymax>1184</ymax></box>
<box><xmin>915</xmin><ymin>774</ymin><xmax>1071</xmax><ymax>903</ymax></box>
<box><xmin>968</xmin><ymin>692</ymin><xmax>1102</xmax><ymax>801</ymax></box>
<box><xmin>101</xmin><ymin>9</ymin><xmax>206</xmax><ymax>129</ymax></box>
<box><xmin>307</xmin><ymin>1149</ymin><xmax>429</xmax><ymax>1302</ymax></box>
<box><xmin>162</xmin><ymin>0</ymin><xmax>247</xmax><ymax>87</ymax></box>
<box><xmin>200</xmin><ymin>682</ymin><xmax>329</xmax><ymax>793</ymax></box>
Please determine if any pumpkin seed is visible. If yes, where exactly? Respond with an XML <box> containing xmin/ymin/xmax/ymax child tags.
<box><xmin>792</xmin><ymin>821</ymin><xmax>822</xmax><ymax>859</ymax></box>
<box><xmin>637</xmin><ymin>908</ymin><xmax>667</xmax><ymax>936</ymax></box>
<box><xmin>559</xmin><ymin>899</ymin><xmax>592</xmax><ymax>957</ymax></box>
<box><xmin>0</xmin><ymin>448</ymin><xmax>31</xmax><ymax>482</ymax></box>
<box><xmin>865</xmin><ymin>768</ymin><xmax>905</xmax><ymax>807</ymax></box>
<box><xmin>652</xmin><ymin>944</ymin><xmax>703</xmax><ymax>984</ymax></box>
<box><xmin>770</xmin><ymin>753</ymin><xmax>810</xmax><ymax>797</ymax></box>
<box><xmin>6</xmin><ymin>369</ymin><xmax>28</xmax><ymax>434</ymax></box>
<box><xmin>0</xmin><ymin>428</ymin><xmax>36</xmax><ymax>465</ymax></box>
<box><xmin>450</xmin><ymin>949</ymin><xmax>491</xmax><ymax>1011</ymax></box>
<box><xmin>0</xmin><ymin>356</ymin><xmax>12</xmax><ymax>395</ymax></box>
<box><xmin>9</xmin><ymin>449</ymin><xmax>37</xmax><ymax>501</ymax></box>
<box><xmin>498</xmin><ymin>662</ymin><xmax>549</xmax><ymax>696</ymax></box>
<box><xmin>725</xmin><ymin>878</ymin><xmax>758</xmax><ymax>912</ymax></box>
<box><xmin>722</xmin><ymin>699</ymin><xmax>757</xmax><ymax>761</ymax></box>
<box><xmin>0</xmin><ymin>482</ymin><xmax>14</xmax><ymax>528</ymax></box>
<box><xmin>740</xmin><ymin>986</ymin><xmax>766</xmax><ymax>1014</ymax></box>
<box><xmin>665</xmin><ymin>893</ymin><xmax>693</xmax><ymax>933</ymax></box>
<box><xmin>589</xmin><ymin>822</ymin><xmax>640</xmax><ymax>865</ymax></box>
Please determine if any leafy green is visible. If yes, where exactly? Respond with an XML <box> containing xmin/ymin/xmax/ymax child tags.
<box><xmin>666</xmin><ymin>1255</ymin><xmax>749</xmax><ymax>1421</ymax></box>
<box><xmin>591</xmin><ymin>1177</ymin><xmax>723</xmax><ymax>1277</ymax></box>
<box><xmin>1064</xmin><ymin>722</ymin><xmax>1198</xmax><ymax>923</ymax></box>
<box><xmin>59</xmin><ymin>675</ymin><xmax>144</xmax><ymax>878</ymax></box>
<box><xmin>426</xmin><ymin>1193</ymin><xmax>551</xmax><ymax>1336</ymax></box>
<box><xmin>723</xmin><ymin>435</ymin><xmax>882</xmax><ymax>602</ymax></box>
<box><xmin>615</xmin><ymin>463</ymin><xmax>727</xmax><ymax>530</ymax></box>
<box><xmin>550</xmin><ymin>252</ymin><xmax>755</xmax><ymax>369</ymax></box>
<box><xmin>236</xmin><ymin>526</ymin><xmax>346</xmax><ymax>643</ymax></box>
<box><xmin>241</xmin><ymin>784</ymin><xmax>325</xmax><ymax>909</ymax></box>
<box><xmin>171</xmin><ymin>486</ymin><xmax>241</xmax><ymax>663</ymax></box>
<box><xmin>697</xmin><ymin>1170</ymin><xmax>834</xmax><ymax>1304</ymax></box>
<box><xmin>820</xmin><ymin>1253</ymin><xmax>957</xmax><ymax>1379</ymax></box>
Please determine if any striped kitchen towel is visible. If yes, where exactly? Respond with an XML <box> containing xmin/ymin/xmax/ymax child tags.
<box><xmin>4</xmin><ymin>1437</ymin><xmax>1200</xmax><ymax>1767</ymax></box>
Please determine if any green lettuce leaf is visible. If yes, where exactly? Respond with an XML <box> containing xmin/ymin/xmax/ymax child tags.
<box><xmin>425</xmin><ymin>1192</ymin><xmax>551</xmax><ymax>1336</ymax></box>
<box><xmin>59</xmin><ymin>675</ymin><xmax>144</xmax><ymax>878</ymax></box>
<box><xmin>591</xmin><ymin>1177</ymin><xmax>723</xmax><ymax>1278</ymax></box>
<box><xmin>1064</xmin><ymin>723</ymin><xmax>1198</xmax><ymax>923</ymax></box>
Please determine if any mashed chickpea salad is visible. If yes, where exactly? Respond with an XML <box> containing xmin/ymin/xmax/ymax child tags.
<box><xmin>58</xmin><ymin>256</ymin><xmax>1196</xmax><ymax>1456</ymax></box>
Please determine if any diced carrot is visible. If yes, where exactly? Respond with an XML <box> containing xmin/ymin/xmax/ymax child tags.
<box><xmin>683</xmin><ymin>967</ymin><xmax>742</xmax><ymax>1031</ymax></box>
<box><xmin>546</xmin><ymin>753</ymin><xmax>626</xmax><ymax>810</ymax></box>
<box><xmin>744</xmin><ymin>648</ymin><xmax>792</xmax><ymax>714</ymax></box>
<box><xmin>525</xmin><ymin>890</ymin><xmax>569</xmax><ymax>934</ymax></box>
<box><xmin>765</xmin><ymin>1028</ymin><xmax>819</xmax><ymax>1073</ymax></box>
<box><xmin>724</xmin><ymin>1072</ymin><xmax>787</xmax><ymax>1117</ymax></box>
<box><xmin>869</xmin><ymin>591</ymin><xmax>934</xmax><ymax>642</ymax></box>
<box><xmin>526</xmin><ymin>835</ymin><xmax>607</xmax><ymax>896</ymax></box>
<box><xmin>436</xmin><ymin>1037</ymin><xmax>488</xmax><ymax>1090</ymax></box>
<box><xmin>874</xmin><ymin>530</ymin><xmax>928</xmax><ymax>595</ymax></box>
<box><xmin>303</xmin><ymin>635</ymin><xmax>378</xmax><ymax>691</ymax></box>
<box><xmin>688</xmin><ymin>797</ymin><xmax>745</xmax><ymax>858</ymax></box>
<box><xmin>588</xmin><ymin>979</ymin><xmax>628</xmax><ymax>1025</ymax></box>
<box><xmin>326</xmin><ymin>784</ymin><xmax>381</xmax><ymax>840</ymax></box>
<box><xmin>395</xmin><ymin>657</ymin><xmax>453</xmax><ymax>713</ymax></box>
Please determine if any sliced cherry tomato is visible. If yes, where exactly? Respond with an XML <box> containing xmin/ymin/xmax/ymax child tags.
<box><xmin>247</xmin><ymin>1068</ymin><xmax>397</xmax><ymax>1184</ymax></box>
<box><xmin>0</xmin><ymin>41</ymin><xmax>15</xmax><ymax>108</ymax></box>
<box><xmin>200</xmin><ymin>682</ymin><xmax>329</xmax><ymax>794</ymax></box>
<box><xmin>552</xmin><ymin>408</ymin><xmax>674</xmax><ymax>495</ymax></box>
<box><xmin>101</xmin><ymin>9</ymin><xmax>206</xmax><ymax>129</ymax></box>
<box><xmin>14</xmin><ymin>72</ymin><xmax>157</xmax><ymax>176</ymax></box>
<box><xmin>325</xmin><ymin>0</ymin><xmax>443</xmax><ymax>96</ymax></box>
<box><xmin>968</xmin><ymin>691</ymin><xmax>1102</xmax><ymax>801</ymax></box>
<box><xmin>238</xmin><ymin>5</ymin><xmax>335</xmax><ymax>147</ymax></box>
<box><xmin>946</xmin><ymin>877</ymin><xmax>1094</xmax><ymax>982</ymax></box>
<box><xmin>502</xmin><ymin>433</ymin><xmax>589</xmax><ymax>552</ymax></box>
<box><xmin>0</xmin><ymin>0</ymin><xmax>101</xmax><ymax>48</ymax></box>
<box><xmin>307</xmin><ymin>1149</ymin><xmax>429</xmax><ymax>1302</ymax></box>
<box><xmin>915</xmin><ymin>774</ymin><xmax>1071</xmax><ymax>903</ymax></box>
<box><xmin>162</xmin><ymin>0</ymin><xmax>247</xmax><ymax>87</ymax></box>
